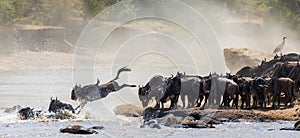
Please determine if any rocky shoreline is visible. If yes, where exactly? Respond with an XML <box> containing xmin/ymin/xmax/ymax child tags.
<box><xmin>114</xmin><ymin>104</ymin><xmax>300</xmax><ymax>129</ymax></box>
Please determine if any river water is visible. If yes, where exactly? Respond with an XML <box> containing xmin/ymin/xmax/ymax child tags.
<box><xmin>0</xmin><ymin>69</ymin><xmax>299</xmax><ymax>137</ymax></box>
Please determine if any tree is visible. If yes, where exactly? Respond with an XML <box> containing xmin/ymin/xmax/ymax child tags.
<box><xmin>0</xmin><ymin>0</ymin><xmax>16</xmax><ymax>25</ymax></box>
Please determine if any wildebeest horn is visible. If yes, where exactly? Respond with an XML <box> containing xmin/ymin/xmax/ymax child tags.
<box><xmin>171</xmin><ymin>74</ymin><xmax>174</xmax><ymax>77</ymax></box>
<box><xmin>96</xmin><ymin>79</ymin><xmax>100</xmax><ymax>85</ymax></box>
<box><xmin>56</xmin><ymin>97</ymin><xmax>57</xmax><ymax>100</ymax></box>
<box><xmin>50</xmin><ymin>97</ymin><xmax>53</xmax><ymax>100</ymax></box>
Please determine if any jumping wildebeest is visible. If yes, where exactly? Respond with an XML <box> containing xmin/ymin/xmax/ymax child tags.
<box><xmin>138</xmin><ymin>75</ymin><xmax>167</xmax><ymax>107</ymax></box>
<box><xmin>48</xmin><ymin>97</ymin><xmax>75</xmax><ymax>114</ymax></box>
<box><xmin>71</xmin><ymin>66</ymin><xmax>136</xmax><ymax>114</ymax></box>
<box><xmin>268</xmin><ymin>77</ymin><xmax>295</xmax><ymax>108</ymax></box>
<box><xmin>155</xmin><ymin>72</ymin><xmax>182</xmax><ymax>110</ymax></box>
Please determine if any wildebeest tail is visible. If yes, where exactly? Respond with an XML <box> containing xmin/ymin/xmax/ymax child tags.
<box><xmin>110</xmin><ymin>66</ymin><xmax>131</xmax><ymax>82</ymax></box>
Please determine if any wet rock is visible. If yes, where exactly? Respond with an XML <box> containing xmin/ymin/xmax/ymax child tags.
<box><xmin>181</xmin><ymin>114</ymin><xmax>215</xmax><ymax>128</ymax></box>
<box><xmin>141</xmin><ymin>119</ymin><xmax>161</xmax><ymax>129</ymax></box>
<box><xmin>4</xmin><ymin>105</ymin><xmax>22</xmax><ymax>113</ymax></box>
<box><xmin>280</xmin><ymin>120</ymin><xmax>300</xmax><ymax>131</ymax></box>
<box><xmin>114</xmin><ymin>104</ymin><xmax>144</xmax><ymax>117</ymax></box>
<box><xmin>143</xmin><ymin>107</ymin><xmax>169</xmax><ymax>122</ymax></box>
<box><xmin>294</xmin><ymin>108</ymin><xmax>300</xmax><ymax>119</ymax></box>
<box><xmin>157</xmin><ymin>114</ymin><xmax>183</xmax><ymax>126</ymax></box>
<box><xmin>60</xmin><ymin>125</ymin><xmax>103</xmax><ymax>134</ymax></box>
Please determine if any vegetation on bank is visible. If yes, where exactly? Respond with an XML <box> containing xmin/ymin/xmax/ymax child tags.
<box><xmin>0</xmin><ymin>0</ymin><xmax>299</xmax><ymax>27</ymax></box>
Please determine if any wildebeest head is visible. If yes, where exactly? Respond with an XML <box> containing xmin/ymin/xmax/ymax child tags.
<box><xmin>254</xmin><ymin>77</ymin><xmax>268</xmax><ymax>91</ymax></box>
<box><xmin>165</xmin><ymin>73</ymin><xmax>181</xmax><ymax>94</ymax></box>
<box><xmin>203</xmin><ymin>78</ymin><xmax>212</xmax><ymax>91</ymax></box>
<box><xmin>48</xmin><ymin>97</ymin><xmax>58</xmax><ymax>112</ymax></box>
<box><xmin>71</xmin><ymin>84</ymin><xmax>81</xmax><ymax>101</ymax></box>
<box><xmin>138</xmin><ymin>83</ymin><xmax>151</xmax><ymax>107</ymax></box>
<box><xmin>138</xmin><ymin>83</ymin><xmax>150</xmax><ymax>96</ymax></box>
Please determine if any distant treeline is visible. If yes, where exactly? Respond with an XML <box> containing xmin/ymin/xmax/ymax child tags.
<box><xmin>0</xmin><ymin>0</ymin><xmax>299</xmax><ymax>28</ymax></box>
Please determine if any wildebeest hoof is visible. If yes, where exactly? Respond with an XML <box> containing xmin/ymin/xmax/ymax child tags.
<box><xmin>199</xmin><ymin>106</ymin><xmax>205</xmax><ymax>110</ymax></box>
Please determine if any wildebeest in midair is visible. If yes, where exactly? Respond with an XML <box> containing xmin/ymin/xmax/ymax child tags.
<box><xmin>71</xmin><ymin>66</ymin><xmax>136</xmax><ymax>114</ymax></box>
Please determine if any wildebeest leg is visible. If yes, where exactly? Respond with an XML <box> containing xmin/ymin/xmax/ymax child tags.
<box><xmin>277</xmin><ymin>91</ymin><xmax>281</xmax><ymax>107</ymax></box>
<box><xmin>154</xmin><ymin>101</ymin><xmax>160</xmax><ymax>109</ymax></box>
<box><xmin>196</xmin><ymin>95</ymin><xmax>203</xmax><ymax>107</ymax></box>
<box><xmin>272</xmin><ymin>92</ymin><xmax>278</xmax><ymax>109</ymax></box>
<box><xmin>252</xmin><ymin>95</ymin><xmax>257</xmax><ymax>108</ymax></box>
<box><xmin>169</xmin><ymin>96</ymin><xmax>179</xmax><ymax>110</ymax></box>
<box><xmin>246</xmin><ymin>94</ymin><xmax>250</xmax><ymax>109</ymax></box>
<box><xmin>220</xmin><ymin>93</ymin><xmax>227</xmax><ymax>108</ymax></box>
<box><xmin>267</xmin><ymin>95</ymin><xmax>270</xmax><ymax>106</ymax></box>
<box><xmin>181</xmin><ymin>95</ymin><xmax>186</xmax><ymax>108</ymax></box>
<box><xmin>201</xmin><ymin>93</ymin><xmax>209</xmax><ymax>109</ymax></box>
<box><xmin>114</xmin><ymin>83</ymin><xmax>136</xmax><ymax>91</ymax></box>
<box><xmin>240</xmin><ymin>94</ymin><xmax>245</xmax><ymax>109</ymax></box>
<box><xmin>234</xmin><ymin>88</ymin><xmax>239</xmax><ymax>109</ymax></box>
<box><xmin>161</xmin><ymin>101</ymin><xmax>164</xmax><ymax>109</ymax></box>
<box><xmin>76</xmin><ymin>100</ymin><xmax>87</xmax><ymax>114</ymax></box>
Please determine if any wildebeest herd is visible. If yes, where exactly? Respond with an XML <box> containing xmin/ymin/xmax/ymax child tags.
<box><xmin>16</xmin><ymin>53</ymin><xmax>300</xmax><ymax>119</ymax></box>
<box><xmin>138</xmin><ymin>53</ymin><xmax>300</xmax><ymax>110</ymax></box>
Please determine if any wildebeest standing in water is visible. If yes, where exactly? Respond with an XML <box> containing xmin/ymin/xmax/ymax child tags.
<box><xmin>154</xmin><ymin>72</ymin><xmax>182</xmax><ymax>110</ymax></box>
<box><xmin>71</xmin><ymin>66</ymin><xmax>136</xmax><ymax>114</ymax></box>
<box><xmin>48</xmin><ymin>97</ymin><xmax>75</xmax><ymax>114</ymax></box>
